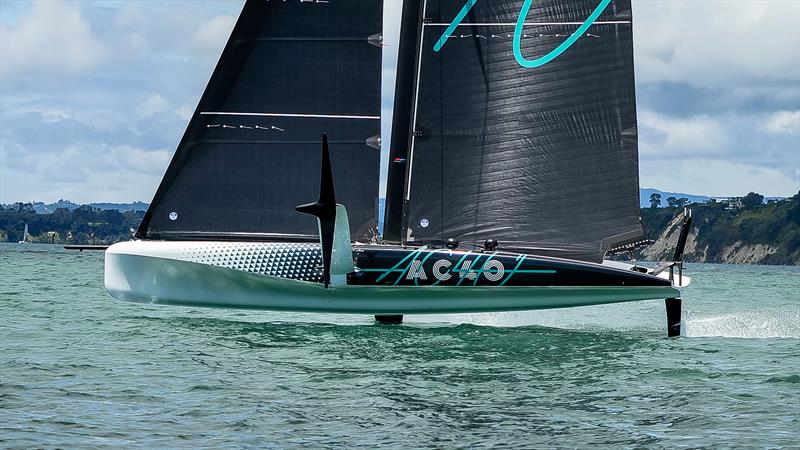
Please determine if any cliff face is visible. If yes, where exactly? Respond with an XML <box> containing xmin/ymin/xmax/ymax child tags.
<box><xmin>639</xmin><ymin>192</ymin><xmax>800</xmax><ymax>265</ymax></box>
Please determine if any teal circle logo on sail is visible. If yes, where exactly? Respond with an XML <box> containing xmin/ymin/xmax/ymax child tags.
<box><xmin>433</xmin><ymin>0</ymin><xmax>613</xmax><ymax>69</ymax></box>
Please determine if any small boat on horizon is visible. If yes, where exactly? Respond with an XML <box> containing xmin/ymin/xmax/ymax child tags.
<box><xmin>18</xmin><ymin>224</ymin><xmax>29</xmax><ymax>244</ymax></box>
<box><xmin>105</xmin><ymin>0</ymin><xmax>692</xmax><ymax>335</ymax></box>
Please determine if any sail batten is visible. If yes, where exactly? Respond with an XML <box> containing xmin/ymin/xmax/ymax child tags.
<box><xmin>199</xmin><ymin>112</ymin><xmax>381</xmax><ymax>120</ymax></box>
<box><xmin>138</xmin><ymin>0</ymin><xmax>382</xmax><ymax>242</ymax></box>
<box><xmin>390</xmin><ymin>0</ymin><xmax>643</xmax><ymax>262</ymax></box>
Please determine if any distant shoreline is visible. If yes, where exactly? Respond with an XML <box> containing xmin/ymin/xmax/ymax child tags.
<box><xmin>3</xmin><ymin>191</ymin><xmax>798</xmax><ymax>265</ymax></box>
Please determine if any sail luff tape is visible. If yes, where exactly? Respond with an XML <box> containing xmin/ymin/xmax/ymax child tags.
<box><xmin>200</xmin><ymin>112</ymin><xmax>379</xmax><ymax>120</ymax></box>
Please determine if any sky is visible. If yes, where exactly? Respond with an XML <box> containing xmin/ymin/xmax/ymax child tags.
<box><xmin>0</xmin><ymin>0</ymin><xmax>798</xmax><ymax>205</ymax></box>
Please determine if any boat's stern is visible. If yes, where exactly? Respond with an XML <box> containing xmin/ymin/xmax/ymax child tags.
<box><xmin>104</xmin><ymin>240</ymin><xmax>327</xmax><ymax>308</ymax></box>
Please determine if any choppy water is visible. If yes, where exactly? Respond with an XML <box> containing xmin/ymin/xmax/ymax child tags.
<box><xmin>1</xmin><ymin>244</ymin><xmax>798</xmax><ymax>449</ymax></box>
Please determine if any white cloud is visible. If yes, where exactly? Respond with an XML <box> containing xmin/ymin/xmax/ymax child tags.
<box><xmin>639</xmin><ymin>110</ymin><xmax>730</xmax><ymax>156</ymax></box>
<box><xmin>173</xmin><ymin>105</ymin><xmax>194</xmax><ymax>121</ymax></box>
<box><xmin>634</xmin><ymin>0</ymin><xmax>800</xmax><ymax>90</ymax></box>
<box><xmin>0</xmin><ymin>0</ymin><xmax>106</xmax><ymax>77</ymax></box>
<box><xmin>111</xmin><ymin>146</ymin><xmax>172</xmax><ymax>175</ymax></box>
<box><xmin>136</xmin><ymin>94</ymin><xmax>169</xmax><ymax>118</ymax></box>
<box><xmin>40</xmin><ymin>109</ymin><xmax>70</xmax><ymax>123</ymax></box>
<box><xmin>1</xmin><ymin>142</ymin><xmax>172</xmax><ymax>203</ymax></box>
<box><xmin>761</xmin><ymin>111</ymin><xmax>800</xmax><ymax>135</ymax></box>
<box><xmin>192</xmin><ymin>15</ymin><xmax>237</xmax><ymax>52</ymax></box>
<box><xmin>639</xmin><ymin>107</ymin><xmax>800</xmax><ymax>185</ymax></box>
<box><xmin>42</xmin><ymin>154</ymin><xmax>89</xmax><ymax>183</ymax></box>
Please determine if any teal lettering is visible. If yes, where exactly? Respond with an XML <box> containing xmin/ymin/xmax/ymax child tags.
<box><xmin>433</xmin><ymin>0</ymin><xmax>612</xmax><ymax>69</ymax></box>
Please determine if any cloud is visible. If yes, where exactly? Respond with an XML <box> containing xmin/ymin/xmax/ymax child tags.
<box><xmin>136</xmin><ymin>94</ymin><xmax>169</xmax><ymax>119</ymax></box>
<box><xmin>639</xmin><ymin>108</ymin><xmax>799</xmax><ymax>182</ymax></box>
<box><xmin>1</xmin><ymin>0</ymin><xmax>798</xmax><ymax>204</ymax></box>
<box><xmin>0</xmin><ymin>0</ymin><xmax>106</xmax><ymax>77</ymax></box>
<box><xmin>41</xmin><ymin>149</ymin><xmax>90</xmax><ymax>184</ymax></box>
<box><xmin>111</xmin><ymin>146</ymin><xmax>172</xmax><ymax>175</ymax></box>
<box><xmin>639</xmin><ymin>111</ymin><xmax>730</xmax><ymax>157</ymax></box>
<box><xmin>632</xmin><ymin>0</ymin><xmax>800</xmax><ymax>196</ymax></box>
<box><xmin>761</xmin><ymin>111</ymin><xmax>800</xmax><ymax>135</ymax></box>
<box><xmin>1</xmin><ymin>110</ymin><xmax>134</xmax><ymax>156</ymax></box>
<box><xmin>192</xmin><ymin>15</ymin><xmax>237</xmax><ymax>52</ymax></box>
<box><xmin>1</xmin><ymin>142</ymin><xmax>171</xmax><ymax>203</ymax></box>
<box><xmin>634</xmin><ymin>1</ymin><xmax>800</xmax><ymax>90</ymax></box>
<box><xmin>0</xmin><ymin>0</ymin><xmax>242</xmax><ymax>204</ymax></box>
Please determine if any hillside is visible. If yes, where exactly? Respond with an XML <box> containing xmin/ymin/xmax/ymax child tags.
<box><xmin>25</xmin><ymin>200</ymin><xmax>149</xmax><ymax>214</ymax></box>
<box><xmin>3</xmin><ymin>193</ymin><xmax>798</xmax><ymax>265</ymax></box>
<box><xmin>0</xmin><ymin>204</ymin><xmax>144</xmax><ymax>244</ymax></box>
<box><xmin>639</xmin><ymin>188</ymin><xmax>710</xmax><ymax>208</ymax></box>
<box><xmin>640</xmin><ymin>192</ymin><xmax>800</xmax><ymax>265</ymax></box>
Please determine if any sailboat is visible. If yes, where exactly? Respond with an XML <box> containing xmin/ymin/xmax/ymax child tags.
<box><xmin>18</xmin><ymin>224</ymin><xmax>29</xmax><ymax>244</ymax></box>
<box><xmin>105</xmin><ymin>0</ymin><xmax>692</xmax><ymax>334</ymax></box>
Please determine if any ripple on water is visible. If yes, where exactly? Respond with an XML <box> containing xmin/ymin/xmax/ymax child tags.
<box><xmin>0</xmin><ymin>247</ymin><xmax>798</xmax><ymax>448</ymax></box>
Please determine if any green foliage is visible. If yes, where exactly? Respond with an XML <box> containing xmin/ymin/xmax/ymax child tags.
<box><xmin>640</xmin><ymin>191</ymin><xmax>800</xmax><ymax>265</ymax></box>
<box><xmin>666</xmin><ymin>197</ymin><xmax>689</xmax><ymax>208</ymax></box>
<box><xmin>741</xmin><ymin>192</ymin><xmax>765</xmax><ymax>209</ymax></box>
<box><xmin>649</xmin><ymin>192</ymin><xmax>661</xmax><ymax>209</ymax></box>
<box><xmin>0</xmin><ymin>204</ymin><xmax>144</xmax><ymax>244</ymax></box>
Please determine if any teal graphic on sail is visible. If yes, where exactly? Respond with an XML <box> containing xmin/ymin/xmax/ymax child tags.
<box><xmin>433</xmin><ymin>0</ymin><xmax>612</xmax><ymax>68</ymax></box>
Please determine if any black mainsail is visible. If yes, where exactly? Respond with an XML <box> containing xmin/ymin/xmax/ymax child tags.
<box><xmin>137</xmin><ymin>0</ymin><xmax>382</xmax><ymax>242</ymax></box>
<box><xmin>384</xmin><ymin>0</ymin><xmax>644</xmax><ymax>262</ymax></box>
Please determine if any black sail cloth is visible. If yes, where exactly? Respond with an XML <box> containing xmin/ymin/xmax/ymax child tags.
<box><xmin>137</xmin><ymin>0</ymin><xmax>382</xmax><ymax>242</ymax></box>
<box><xmin>388</xmin><ymin>0</ymin><xmax>644</xmax><ymax>262</ymax></box>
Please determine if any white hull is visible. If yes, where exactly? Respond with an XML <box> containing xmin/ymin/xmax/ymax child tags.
<box><xmin>105</xmin><ymin>241</ymin><xmax>681</xmax><ymax>314</ymax></box>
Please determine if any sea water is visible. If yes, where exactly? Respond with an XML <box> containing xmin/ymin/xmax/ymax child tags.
<box><xmin>1</xmin><ymin>244</ymin><xmax>798</xmax><ymax>448</ymax></box>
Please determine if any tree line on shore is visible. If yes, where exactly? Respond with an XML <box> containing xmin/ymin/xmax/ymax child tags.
<box><xmin>647</xmin><ymin>191</ymin><xmax>770</xmax><ymax>209</ymax></box>
<box><xmin>2</xmin><ymin>191</ymin><xmax>798</xmax><ymax>264</ymax></box>
<box><xmin>0</xmin><ymin>204</ymin><xmax>144</xmax><ymax>244</ymax></box>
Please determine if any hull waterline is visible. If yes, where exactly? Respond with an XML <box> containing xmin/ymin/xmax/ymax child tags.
<box><xmin>105</xmin><ymin>241</ymin><xmax>681</xmax><ymax>314</ymax></box>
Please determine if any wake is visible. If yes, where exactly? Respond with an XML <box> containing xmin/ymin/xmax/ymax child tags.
<box><xmin>684</xmin><ymin>310</ymin><xmax>800</xmax><ymax>338</ymax></box>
